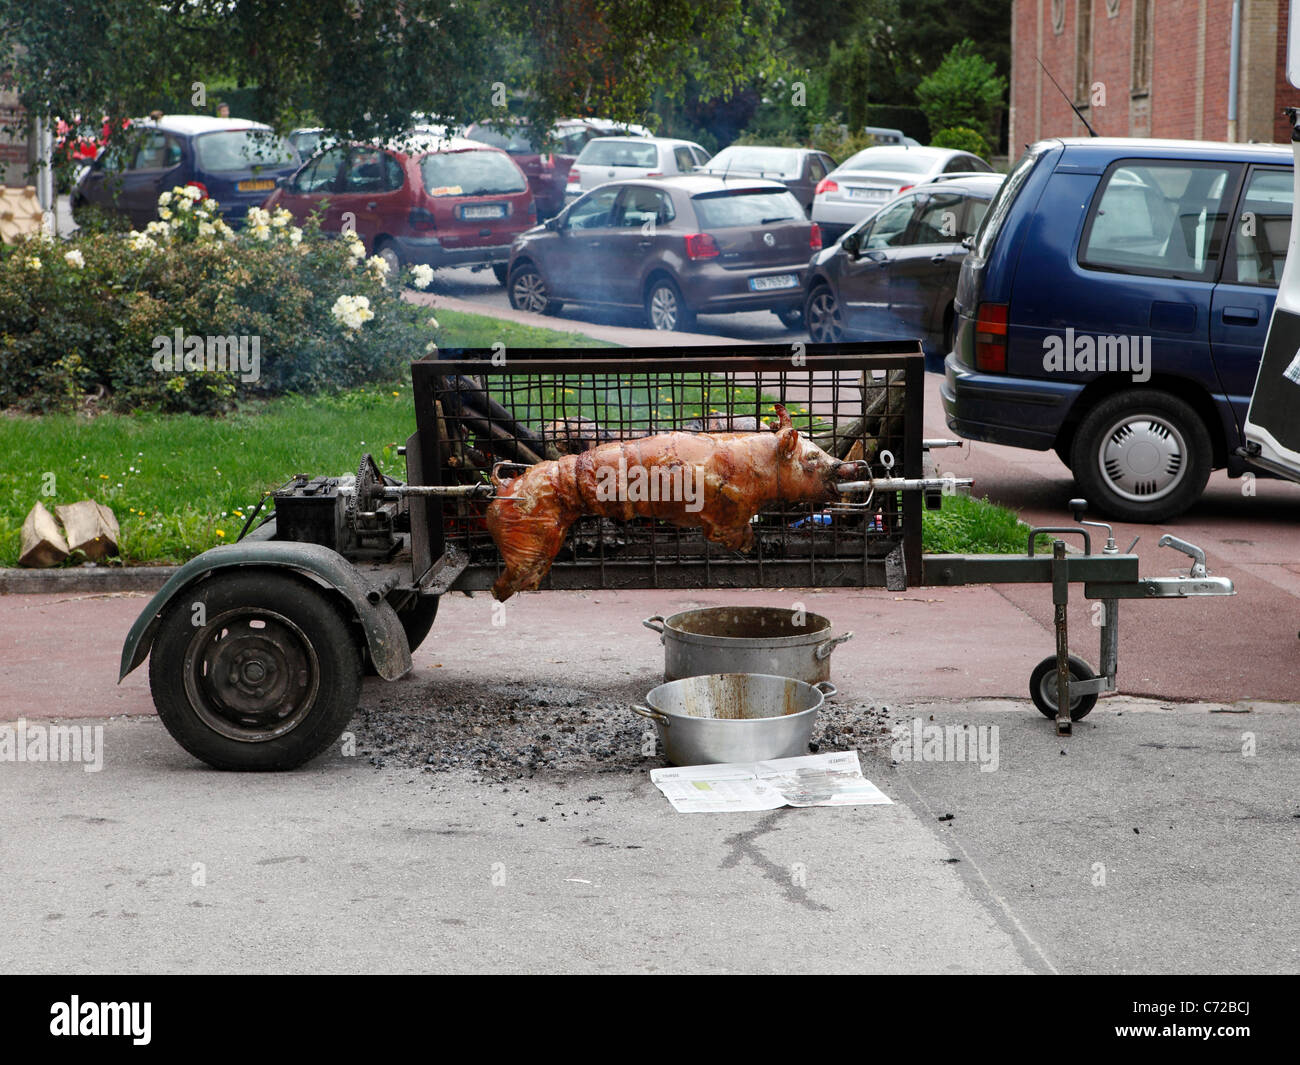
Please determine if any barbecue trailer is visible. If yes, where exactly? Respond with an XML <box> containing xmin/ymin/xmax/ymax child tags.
<box><xmin>119</xmin><ymin>343</ymin><xmax>1234</xmax><ymax>770</ymax></box>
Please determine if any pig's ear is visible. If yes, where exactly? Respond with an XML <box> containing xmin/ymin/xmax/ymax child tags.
<box><xmin>777</xmin><ymin>426</ymin><xmax>800</xmax><ymax>458</ymax></box>
<box><xmin>773</xmin><ymin>404</ymin><xmax>792</xmax><ymax>430</ymax></box>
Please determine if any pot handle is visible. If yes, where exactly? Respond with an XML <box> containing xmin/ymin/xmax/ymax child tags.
<box><xmin>814</xmin><ymin>681</ymin><xmax>838</xmax><ymax>700</ymax></box>
<box><xmin>814</xmin><ymin>631</ymin><xmax>853</xmax><ymax>661</ymax></box>
<box><xmin>631</xmin><ymin>704</ymin><xmax>671</xmax><ymax>727</ymax></box>
<box><xmin>642</xmin><ymin>615</ymin><xmax>666</xmax><ymax>637</ymax></box>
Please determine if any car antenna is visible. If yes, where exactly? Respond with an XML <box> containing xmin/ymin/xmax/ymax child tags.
<box><xmin>1036</xmin><ymin>57</ymin><xmax>1099</xmax><ymax>137</ymax></box>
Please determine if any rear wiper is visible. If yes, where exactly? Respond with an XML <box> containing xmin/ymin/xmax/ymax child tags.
<box><xmin>760</xmin><ymin>216</ymin><xmax>793</xmax><ymax>224</ymax></box>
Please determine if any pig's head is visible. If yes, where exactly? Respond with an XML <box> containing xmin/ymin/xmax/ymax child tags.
<box><xmin>770</xmin><ymin>404</ymin><xmax>857</xmax><ymax>502</ymax></box>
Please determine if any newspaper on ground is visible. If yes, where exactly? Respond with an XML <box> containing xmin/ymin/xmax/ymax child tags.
<box><xmin>650</xmin><ymin>750</ymin><xmax>892</xmax><ymax>813</ymax></box>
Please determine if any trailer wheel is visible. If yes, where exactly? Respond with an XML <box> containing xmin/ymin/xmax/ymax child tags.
<box><xmin>1029</xmin><ymin>654</ymin><xmax>1098</xmax><ymax>721</ymax></box>
<box><xmin>148</xmin><ymin>572</ymin><xmax>363</xmax><ymax>771</ymax></box>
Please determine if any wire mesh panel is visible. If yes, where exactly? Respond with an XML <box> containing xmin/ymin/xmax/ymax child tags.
<box><xmin>409</xmin><ymin>343</ymin><xmax>924</xmax><ymax>590</ymax></box>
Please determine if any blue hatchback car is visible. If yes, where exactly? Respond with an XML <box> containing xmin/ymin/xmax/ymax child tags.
<box><xmin>72</xmin><ymin>115</ymin><xmax>301</xmax><ymax>228</ymax></box>
<box><xmin>942</xmin><ymin>137</ymin><xmax>1292</xmax><ymax>522</ymax></box>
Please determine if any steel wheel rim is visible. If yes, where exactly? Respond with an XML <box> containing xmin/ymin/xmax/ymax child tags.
<box><xmin>807</xmin><ymin>291</ymin><xmax>842</xmax><ymax>342</ymax></box>
<box><xmin>1037</xmin><ymin>668</ymin><xmax>1084</xmax><ymax>713</ymax></box>
<box><xmin>377</xmin><ymin>245</ymin><xmax>401</xmax><ymax>277</ymax></box>
<box><xmin>512</xmin><ymin>270</ymin><xmax>547</xmax><ymax>312</ymax></box>
<box><xmin>182</xmin><ymin>607</ymin><xmax>320</xmax><ymax>743</ymax></box>
<box><xmin>650</xmin><ymin>285</ymin><xmax>678</xmax><ymax>330</ymax></box>
<box><xmin>1096</xmin><ymin>413</ymin><xmax>1188</xmax><ymax>503</ymax></box>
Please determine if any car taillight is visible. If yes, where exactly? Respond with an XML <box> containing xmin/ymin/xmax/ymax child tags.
<box><xmin>186</xmin><ymin>181</ymin><xmax>208</xmax><ymax>199</ymax></box>
<box><xmin>897</xmin><ymin>184</ymin><xmax>914</xmax><ymax>193</ymax></box>
<box><xmin>684</xmin><ymin>233</ymin><xmax>720</xmax><ymax>260</ymax></box>
<box><xmin>408</xmin><ymin>206</ymin><xmax>437</xmax><ymax>231</ymax></box>
<box><xmin>815</xmin><ymin>177</ymin><xmax>838</xmax><ymax>196</ymax></box>
<box><xmin>645</xmin><ymin>172</ymin><xmax>662</xmax><ymax>177</ymax></box>
<box><xmin>566</xmin><ymin>167</ymin><xmax>580</xmax><ymax>184</ymax></box>
<box><xmin>974</xmin><ymin>303</ymin><xmax>1009</xmax><ymax>372</ymax></box>
<box><xmin>809</xmin><ymin>223</ymin><xmax>822</xmax><ymax>251</ymax></box>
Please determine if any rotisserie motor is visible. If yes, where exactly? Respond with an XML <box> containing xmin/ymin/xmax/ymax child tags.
<box><xmin>487</xmin><ymin>404</ymin><xmax>855</xmax><ymax>600</ymax></box>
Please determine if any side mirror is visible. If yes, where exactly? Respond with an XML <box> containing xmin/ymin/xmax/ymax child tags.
<box><xmin>841</xmin><ymin>231</ymin><xmax>861</xmax><ymax>257</ymax></box>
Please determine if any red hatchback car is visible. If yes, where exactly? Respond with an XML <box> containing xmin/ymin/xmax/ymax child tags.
<box><xmin>266</xmin><ymin>135</ymin><xmax>536</xmax><ymax>282</ymax></box>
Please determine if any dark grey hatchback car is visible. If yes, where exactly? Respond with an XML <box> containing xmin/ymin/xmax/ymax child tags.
<box><xmin>506</xmin><ymin>175</ymin><xmax>822</xmax><ymax>331</ymax></box>
<box><xmin>804</xmin><ymin>173</ymin><xmax>1004</xmax><ymax>369</ymax></box>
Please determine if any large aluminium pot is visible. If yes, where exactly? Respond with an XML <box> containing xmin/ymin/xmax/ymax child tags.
<box><xmin>643</xmin><ymin>606</ymin><xmax>853</xmax><ymax>685</ymax></box>
<box><xmin>632</xmin><ymin>672</ymin><xmax>836</xmax><ymax>766</ymax></box>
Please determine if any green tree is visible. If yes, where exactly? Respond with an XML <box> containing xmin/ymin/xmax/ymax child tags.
<box><xmin>914</xmin><ymin>40</ymin><xmax>1007</xmax><ymax>148</ymax></box>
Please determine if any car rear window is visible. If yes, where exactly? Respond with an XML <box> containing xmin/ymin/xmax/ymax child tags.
<box><xmin>195</xmin><ymin>130</ymin><xmax>297</xmax><ymax>172</ymax></box>
<box><xmin>577</xmin><ymin>140</ymin><xmax>659</xmax><ymax>168</ymax></box>
<box><xmin>420</xmin><ymin>149</ymin><xmax>527</xmax><ymax>196</ymax></box>
<box><xmin>839</xmin><ymin>149</ymin><xmax>934</xmax><ymax>175</ymax></box>
<box><xmin>1080</xmin><ymin>160</ymin><xmax>1233</xmax><ymax>279</ymax></box>
<box><xmin>691</xmin><ymin>189</ymin><xmax>803</xmax><ymax>228</ymax></box>
<box><xmin>709</xmin><ymin>147</ymin><xmax>801</xmax><ymax>177</ymax></box>
<box><xmin>974</xmin><ymin>143</ymin><xmax>1047</xmax><ymax>259</ymax></box>
<box><xmin>468</xmin><ymin>125</ymin><xmax>537</xmax><ymax>154</ymax></box>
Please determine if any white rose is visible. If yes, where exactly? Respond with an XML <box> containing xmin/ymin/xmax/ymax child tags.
<box><xmin>411</xmin><ymin>264</ymin><xmax>434</xmax><ymax>290</ymax></box>
<box><xmin>64</xmin><ymin>250</ymin><xmax>85</xmax><ymax>269</ymax></box>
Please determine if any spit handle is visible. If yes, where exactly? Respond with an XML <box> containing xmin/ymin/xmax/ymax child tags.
<box><xmin>815</xmin><ymin>681</ymin><xmax>838</xmax><ymax>700</ymax></box>
<box><xmin>814</xmin><ymin>631</ymin><xmax>853</xmax><ymax>661</ymax></box>
<box><xmin>630</xmin><ymin>704</ymin><xmax>670</xmax><ymax>727</ymax></box>
<box><xmin>642</xmin><ymin>615</ymin><xmax>666</xmax><ymax>635</ymax></box>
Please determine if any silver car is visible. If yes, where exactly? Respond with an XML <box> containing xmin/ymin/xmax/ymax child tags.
<box><xmin>564</xmin><ymin>136</ymin><xmax>711</xmax><ymax>202</ymax></box>
<box><xmin>811</xmin><ymin>145</ymin><xmax>993</xmax><ymax>244</ymax></box>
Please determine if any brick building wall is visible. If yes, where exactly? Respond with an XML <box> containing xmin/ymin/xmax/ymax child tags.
<box><xmin>1011</xmin><ymin>0</ymin><xmax>1300</xmax><ymax>149</ymax></box>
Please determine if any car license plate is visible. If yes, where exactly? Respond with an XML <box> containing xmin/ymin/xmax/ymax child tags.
<box><xmin>462</xmin><ymin>204</ymin><xmax>506</xmax><ymax>219</ymax></box>
<box><xmin>750</xmin><ymin>274</ymin><xmax>798</xmax><ymax>292</ymax></box>
<box><xmin>847</xmin><ymin>186</ymin><xmax>887</xmax><ymax>200</ymax></box>
<box><xmin>238</xmin><ymin>179</ymin><xmax>275</xmax><ymax>192</ymax></box>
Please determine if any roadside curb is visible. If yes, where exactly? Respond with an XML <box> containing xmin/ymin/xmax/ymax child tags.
<box><xmin>0</xmin><ymin>567</ymin><xmax>176</xmax><ymax>596</ymax></box>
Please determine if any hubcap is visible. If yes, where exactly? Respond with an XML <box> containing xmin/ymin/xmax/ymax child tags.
<box><xmin>378</xmin><ymin>245</ymin><xmax>401</xmax><ymax>277</ymax></box>
<box><xmin>1038</xmin><ymin>669</ymin><xmax>1084</xmax><ymax>712</ymax></box>
<box><xmin>650</xmin><ymin>286</ymin><xmax>677</xmax><ymax>330</ymax></box>
<box><xmin>807</xmin><ymin>291</ymin><xmax>842</xmax><ymax>342</ymax></box>
<box><xmin>182</xmin><ymin>608</ymin><xmax>319</xmax><ymax>743</ymax></box>
<box><xmin>1096</xmin><ymin>414</ymin><xmax>1187</xmax><ymax>503</ymax></box>
<box><xmin>513</xmin><ymin>271</ymin><xmax>547</xmax><ymax>312</ymax></box>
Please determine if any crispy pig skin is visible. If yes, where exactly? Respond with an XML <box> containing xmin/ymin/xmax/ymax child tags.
<box><xmin>487</xmin><ymin>405</ymin><xmax>843</xmax><ymax>600</ymax></box>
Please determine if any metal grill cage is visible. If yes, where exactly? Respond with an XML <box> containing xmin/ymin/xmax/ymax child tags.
<box><xmin>410</xmin><ymin>344</ymin><xmax>924</xmax><ymax>590</ymax></box>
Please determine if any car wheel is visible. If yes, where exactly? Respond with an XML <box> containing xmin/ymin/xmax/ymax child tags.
<box><xmin>492</xmin><ymin>263</ymin><xmax>509</xmax><ymax>286</ymax></box>
<box><xmin>509</xmin><ymin>262</ymin><xmax>561</xmax><ymax>315</ymax></box>
<box><xmin>645</xmin><ymin>276</ymin><xmax>695</xmax><ymax>332</ymax></box>
<box><xmin>805</xmin><ymin>284</ymin><xmax>843</xmax><ymax>342</ymax></box>
<box><xmin>147</xmin><ymin>572</ymin><xmax>363</xmax><ymax>771</ymax></box>
<box><xmin>1069</xmin><ymin>390</ymin><xmax>1212</xmax><ymax>523</ymax></box>
<box><xmin>776</xmin><ymin>306</ymin><xmax>804</xmax><ymax>330</ymax></box>
<box><xmin>375</xmin><ymin>239</ymin><xmax>403</xmax><ymax>279</ymax></box>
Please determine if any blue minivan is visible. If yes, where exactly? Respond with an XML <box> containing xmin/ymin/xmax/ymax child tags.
<box><xmin>942</xmin><ymin>137</ymin><xmax>1292</xmax><ymax>522</ymax></box>
<box><xmin>72</xmin><ymin>115</ymin><xmax>301</xmax><ymax>229</ymax></box>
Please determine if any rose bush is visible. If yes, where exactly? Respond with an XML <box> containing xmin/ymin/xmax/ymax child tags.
<box><xmin>0</xmin><ymin>187</ymin><xmax>437</xmax><ymax>414</ymax></box>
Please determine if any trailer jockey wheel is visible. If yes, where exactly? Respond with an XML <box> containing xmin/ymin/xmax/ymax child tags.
<box><xmin>148</xmin><ymin>572</ymin><xmax>363</xmax><ymax>770</ymax></box>
<box><xmin>1029</xmin><ymin>655</ymin><xmax>1098</xmax><ymax>721</ymax></box>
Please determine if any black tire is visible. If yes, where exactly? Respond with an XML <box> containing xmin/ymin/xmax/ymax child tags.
<box><xmin>509</xmin><ymin>261</ymin><xmax>561</xmax><ymax>315</ymax></box>
<box><xmin>1029</xmin><ymin>654</ymin><xmax>1099</xmax><ymax>721</ymax></box>
<box><xmin>148</xmin><ymin>571</ymin><xmax>363</xmax><ymax>771</ymax></box>
<box><xmin>1069</xmin><ymin>390</ymin><xmax>1212</xmax><ymax>523</ymax></box>
<box><xmin>491</xmin><ymin>263</ymin><xmax>509</xmax><ymax>286</ymax></box>
<box><xmin>805</xmin><ymin>283</ymin><xmax>843</xmax><ymax>342</ymax></box>
<box><xmin>776</xmin><ymin>305</ymin><xmax>804</xmax><ymax>330</ymax></box>
<box><xmin>644</xmin><ymin>276</ymin><xmax>695</xmax><ymax>332</ymax></box>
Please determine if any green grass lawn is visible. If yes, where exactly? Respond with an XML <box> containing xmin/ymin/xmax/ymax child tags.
<box><xmin>1</xmin><ymin>309</ymin><xmax>1033</xmax><ymax>566</ymax></box>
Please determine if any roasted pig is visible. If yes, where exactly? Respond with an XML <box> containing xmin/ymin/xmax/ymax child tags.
<box><xmin>487</xmin><ymin>404</ymin><xmax>856</xmax><ymax>600</ymax></box>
